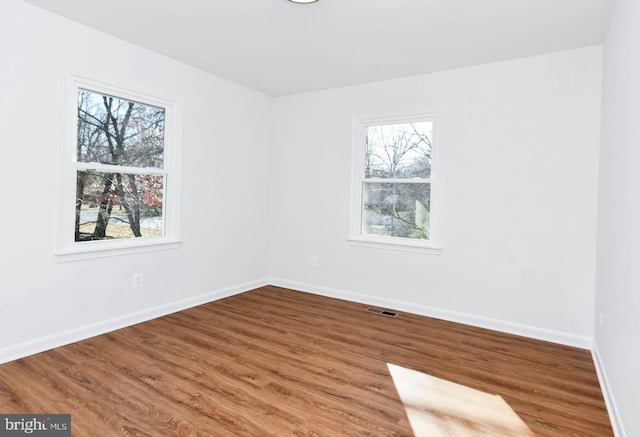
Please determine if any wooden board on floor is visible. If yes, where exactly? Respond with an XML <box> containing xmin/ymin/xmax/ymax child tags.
<box><xmin>0</xmin><ymin>286</ymin><xmax>613</xmax><ymax>436</ymax></box>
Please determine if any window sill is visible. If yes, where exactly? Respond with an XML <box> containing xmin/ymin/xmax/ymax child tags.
<box><xmin>347</xmin><ymin>236</ymin><xmax>443</xmax><ymax>255</ymax></box>
<box><xmin>55</xmin><ymin>239</ymin><xmax>182</xmax><ymax>262</ymax></box>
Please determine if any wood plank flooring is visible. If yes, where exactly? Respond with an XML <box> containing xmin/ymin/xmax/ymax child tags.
<box><xmin>0</xmin><ymin>286</ymin><xmax>613</xmax><ymax>436</ymax></box>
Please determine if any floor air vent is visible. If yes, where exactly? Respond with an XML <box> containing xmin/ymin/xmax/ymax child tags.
<box><xmin>365</xmin><ymin>307</ymin><xmax>398</xmax><ymax>318</ymax></box>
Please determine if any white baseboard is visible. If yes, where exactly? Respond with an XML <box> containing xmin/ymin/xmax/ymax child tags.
<box><xmin>267</xmin><ymin>278</ymin><xmax>593</xmax><ymax>350</ymax></box>
<box><xmin>592</xmin><ymin>342</ymin><xmax>627</xmax><ymax>437</ymax></box>
<box><xmin>0</xmin><ymin>276</ymin><xmax>592</xmax><ymax>360</ymax></box>
<box><xmin>2</xmin><ymin>278</ymin><xmax>618</xmax><ymax>432</ymax></box>
<box><xmin>0</xmin><ymin>278</ymin><xmax>269</xmax><ymax>365</ymax></box>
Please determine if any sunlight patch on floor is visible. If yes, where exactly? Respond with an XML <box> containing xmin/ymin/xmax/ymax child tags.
<box><xmin>387</xmin><ymin>363</ymin><xmax>534</xmax><ymax>436</ymax></box>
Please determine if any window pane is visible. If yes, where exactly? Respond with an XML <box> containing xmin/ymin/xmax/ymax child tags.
<box><xmin>77</xmin><ymin>88</ymin><xmax>165</xmax><ymax>168</ymax></box>
<box><xmin>365</xmin><ymin>121</ymin><xmax>432</xmax><ymax>179</ymax></box>
<box><xmin>75</xmin><ymin>171</ymin><xmax>164</xmax><ymax>241</ymax></box>
<box><xmin>362</xmin><ymin>182</ymin><xmax>431</xmax><ymax>240</ymax></box>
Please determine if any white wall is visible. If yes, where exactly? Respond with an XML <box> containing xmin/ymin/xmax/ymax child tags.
<box><xmin>0</xmin><ymin>0</ymin><xmax>606</xmax><ymax>378</ymax></box>
<box><xmin>0</xmin><ymin>0</ymin><xmax>619</xmax><ymax>428</ymax></box>
<box><xmin>0</xmin><ymin>0</ymin><xmax>271</xmax><ymax>362</ymax></box>
<box><xmin>269</xmin><ymin>47</ymin><xmax>602</xmax><ymax>346</ymax></box>
<box><xmin>595</xmin><ymin>0</ymin><xmax>640</xmax><ymax>435</ymax></box>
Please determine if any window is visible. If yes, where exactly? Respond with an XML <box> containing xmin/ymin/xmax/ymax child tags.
<box><xmin>56</xmin><ymin>76</ymin><xmax>180</xmax><ymax>260</ymax></box>
<box><xmin>349</xmin><ymin>114</ymin><xmax>441</xmax><ymax>252</ymax></box>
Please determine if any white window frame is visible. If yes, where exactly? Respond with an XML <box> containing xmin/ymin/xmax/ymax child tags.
<box><xmin>348</xmin><ymin>113</ymin><xmax>442</xmax><ymax>254</ymax></box>
<box><xmin>55</xmin><ymin>74</ymin><xmax>181</xmax><ymax>261</ymax></box>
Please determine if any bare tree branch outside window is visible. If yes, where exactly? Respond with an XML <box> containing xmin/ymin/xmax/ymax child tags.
<box><xmin>75</xmin><ymin>89</ymin><xmax>166</xmax><ymax>241</ymax></box>
<box><xmin>362</xmin><ymin>121</ymin><xmax>433</xmax><ymax>240</ymax></box>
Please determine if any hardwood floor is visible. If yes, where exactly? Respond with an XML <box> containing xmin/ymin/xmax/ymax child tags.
<box><xmin>0</xmin><ymin>286</ymin><xmax>612</xmax><ymax>436</ymax></box>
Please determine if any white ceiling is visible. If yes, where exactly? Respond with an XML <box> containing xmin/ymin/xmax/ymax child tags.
<box><xmin>22</xmin><ymin>0</ymin><xmax>612</xmax><ymax>96</ymax></box>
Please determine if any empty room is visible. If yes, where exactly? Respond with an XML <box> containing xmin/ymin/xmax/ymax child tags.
<box><xmin>0</xmin><ymin>0</ymin><xmax>637</xmax><ymax>435</ymax></box>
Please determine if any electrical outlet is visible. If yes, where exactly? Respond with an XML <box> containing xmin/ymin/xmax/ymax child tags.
<box><xmin>132</xmin><ymin>273</ymin><xmax>144</xmax><ymax>289</ymax></box>
<box><xmin>599</xmin><ymin>310</ymin><xmax>604</xmax><ymax>329</ymax></box>
<box><xmin>310</xmin><ymin>256</ymin><xmax>318</xmax><ymax>268</ymax></box>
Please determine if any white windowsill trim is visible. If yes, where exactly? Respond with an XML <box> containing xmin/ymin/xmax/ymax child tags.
<box><xmin>55</xmin><ymin>239</ymin><xmax>182</xmax><ymax>262</ymax></box>
<box><xmin>347</xmin><ymin>236</ymin><xmax>443</xmax><ymax>255</ymax></box>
